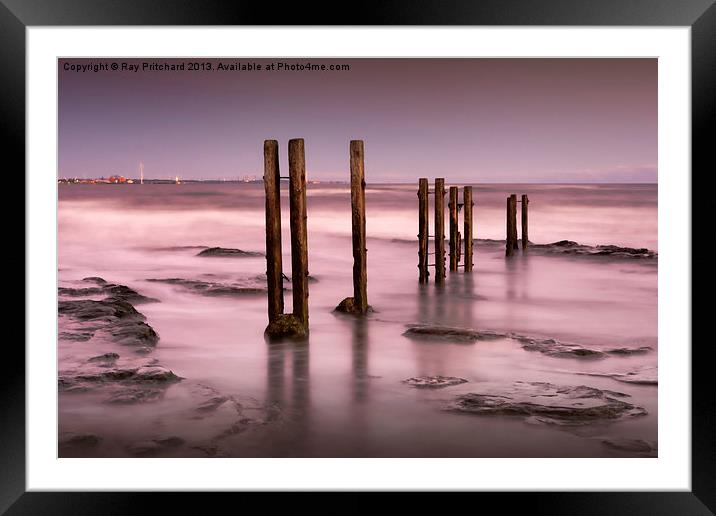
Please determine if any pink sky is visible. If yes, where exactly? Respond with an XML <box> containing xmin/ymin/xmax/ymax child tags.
<box><xmin>59</xmin><ymin>58</ymin><xmax>656</xmax><ymax>183</ymax></box>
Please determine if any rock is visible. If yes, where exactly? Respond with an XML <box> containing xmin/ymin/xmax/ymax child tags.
<box><xmin>264</xmin><ymin>314</ymin><xmax>307</xmax><ymax>340</ymax></box>
<box><xmin>59</xmin><ymin>330</ymin><xmax>94</xmax><ymax>342</ymax></box>
<box><xmin>87</xmin><ymin>352</ymin><xmax>120</xmax><ymax>365</ymax></box>
<box><xmin>402</xmin><ymin>325</ymin><xmax>503</xmax><ymax>343</ymax></box>
<box><xmin>60</xmin><ymin>433</ymin><xmax>101</xmax><ymax>447</ymax></box>
<box><xmin>533</xmin><ymin>241</ymin><xmax>657</xmax><ymax>260</ymax></box>
<box><xmin>197</xmin><ymin>247</ymin><xmax>264</xmax><ymax>258</ymax></box>
<box><xmin>146</xmin><ymin>278</ymin><xmax>265</xmax><ymax>297</ymax></box>
<box><xmin>334</xmin><ymin>297</ymin><xmax>373</xmax><ymax>315</ymax></box>
<box><xmin>447</xmin><ymin>382</ymin><xmax>647</xmax><ymax>426</ymax></box>
<box><xmin>82</xmin><ymin>276</ymin><xmax>108</xmax><ymax>285</ymax></box>
<box><xmin>58</xmin><ymin>296</ymin><xmax>159</xmax><ymax>347</ymax></box>
<box><xmin>576</xmin><ymin>366</ymin><xmax>657</xmax><ymax>386</ymax></box>
<box><xmin>61</xmin><ymin>281</ymin><xmax>158</xmax><ymax>304</ymax></box>
<box><xmin>403</xmin><ymin>324</ymin><xmax>652</xmax><ymax>360</ymax></box>
<box><xmin>104</xmin><ymin>387</ymin><xmax>165</xmax><ymax>404</ymax></box>
<box><xmin>513</xmin><ymin>335</ymin><xmax>606</xmax><ymax>359</ymax></box>
<box><xmin>606</xmin><ymin>346</ymin><xmax>653</xmax><ymax>356</ymax></box>
<box><xmin>601</xmin><ymin>438</ymin><xmax>656</xmax><ymax>453</ymax></box>
<box><xmin>128</xmin><ymin>436</ymin><xmax>185</xmax><ymax>456</ymax></box>
<box><xmin>403</xmin><ymin>376</ymin><xmax>468</xmax><ymax>388</ymax></box>
<box><xmin>60</xmin><ymin>365</ymin><xmax>182</xmax><ymax>388</ymax></box>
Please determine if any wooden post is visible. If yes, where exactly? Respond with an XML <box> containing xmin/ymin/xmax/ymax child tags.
<box><xmin>521</xmin><ymin>194</ymin><xmax>529</xmax><ymax>251</ymax></box>
<box><xmin>418</xmin><ymin>178</ymin><xmax>429</xmax><ymax>283</ymax></box>
<box><xmin>449</xmin><ymin>186</ymin><xmax>459</xmax><ymax>271</ymax></box>
<box><xmin>434</xmin><ymin>178</ymin><xmax>446</xmax><ymax>283</ymax></box>
<box><xmin>288</xmin><ymin>139</ymin><xmax>309</xmax><ymax>331</ymax></box>
<box><xmin>506</xmin><ymin>194</ymin><xmax>517</xmax><ymax>257</ymax></box>
<box><xmin>350</xmin><ymin>140</ymin><xmax>368</xmax><ymax>313</ymax></box>
<box><xmin>512</xmin><ymin>194</ymin><xmax>520</xmax><ymax>250</ymax></box>
<box><xmin>463</xmin><ymin>186</ymin><xmax>473</xmax><ymax>271</ymax></box>
<box><xmin>263</xmin><ymin>140</ymin><xmax>283</xmax><ymax>323</ymax></box>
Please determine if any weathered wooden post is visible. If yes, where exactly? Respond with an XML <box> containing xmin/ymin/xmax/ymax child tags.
<box><xmin>263</xmin><ymin>140</ymin><xmax>283</xmax><ymax>323</ymax></box>
<box><xmin>417</xmin><ymin>178</ymin><xmax>429</xmax><ymax>283</ymax></box>
<box><xmin>506</xmin><ymin>194</ymin><xmax>517</xmax><ymax>257</ymax></box>
<box><xmin>463</xmin><ymin>186</ymin><xmax>473</xmax><ymax>271</ymax></box>
<box><xmin>512</xmin><ymin>194</ymin><xmax>520</xmax><ymax>251</ymax></box>
<box><xmin>337</xmin><ymin>141</ymin><xmax>370</xmax><ymax>314</ymax></box>
<box><xmin>449</xmin><ymin>186</ymin><xmax>459</xmax><ymax>271</ymax></box>
<box><xmin>434</xmin><ymin>178</ymin><xmax>446</xmax><ymax>283</ymax></box>
<box><xmin>521</xmin><ymin>194</ymin><xmax>529</xmax><ymax>251</ymax></box>
<box><xmin>289</xmin><ymin>139</ymin><xmax>309</xmax><ymax>332</ymax></box>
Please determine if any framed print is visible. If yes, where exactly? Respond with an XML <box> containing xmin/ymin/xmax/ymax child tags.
<box><xmin>5</xmin><ymin>0</ymin><xmax>712</xmax><ymax>511</ymax></box>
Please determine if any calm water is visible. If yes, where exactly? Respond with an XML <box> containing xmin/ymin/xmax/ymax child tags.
<box><xmin>58</xmin><ymin>183</ymin><xmax>657</xmax><ymax>457</ymax></box>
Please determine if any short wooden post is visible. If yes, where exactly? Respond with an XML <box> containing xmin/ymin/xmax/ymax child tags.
<box><xmin>350</xmin><ymin>140</ymin><xmax>368</xmax><ymax>313</ymax></box>
<box><xmin>506</xmin><ymin>194</ymin><xmax>517</xmax><ymax>257</ymax></box>
<box><xmin>263</xmin><ymin>140</ymin><xmax>283</xmax><ymax>323</ymax></box>
<box><xmin>463</xmin><ymin>186</ymin><xmax>473</xmax><ymax>271</ymax></box>
<box><xmin>434</xmin><ymin>178</ymin><xmax>446</xmax><ymax>283</ymax></box>
<box><xmin>417</xmin><ymin>178</ymin><xmax>429</xmax><ymax>283</ymax></box>
<box><xmin>289</xmin><ymin>139</ymin><xmax>309</xmax><ymax>331</ymax></box>
<box><xmin>521</xmin><ymin>194</ymin><xmax>529</xmax><ymax>250</ymax></box>
<box><xmin>449</xmin><ymin>186</ymin><xmax>459</xmax><ymax>271</ymax></box>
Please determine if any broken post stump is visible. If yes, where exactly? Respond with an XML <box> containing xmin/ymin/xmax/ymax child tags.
<box><xmin>449</xmin><ymin>186</ymin><xmax>459</xmax><ymax>271</ymax></box>
<box><xmin>418</xmin><ymin>178</ymin><xmax>429</xmax><ymax>283</ymax></box>
<box><xmin>434</xmin><ymin>178</ymin><xmax>446</xmax><ymax>283</ymax></box>
<box><xmin>463</xmin><ymin>186</ymin><xmax>473</xmax><ymax>271</ymax></box>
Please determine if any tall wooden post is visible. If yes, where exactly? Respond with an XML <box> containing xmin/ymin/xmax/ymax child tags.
<box><xmin>434</xmin><ymin>178</ymin><xmax>446</xmax><ymax>283</ymax></box>
<box><xmin>263</xmin><ymin>140</ymin><xmax>283</xmax><ymax>323</ymax></box>
<box><xmin>506</xmin><ymin>194</ymin><xmax>517</xmax><ymax>257</ymax></box>
<box><xmin>512</xmin><ymin>194</ymin><xmax>520</xmax><ymax>250</ymax></box>
<box><xmin>463</xmin><ymin>186</ymin><xmax>473</xmax><ymax>271</ymax></box>
<box><xmin>417</xmin><ymin>178</ymin><xmax>429</xmax><ymax>283</ymax></box>
<box><xmin>449</xmin><ymin>186</ymin><xmax>459</xmax><ymax>271</ymax></box>
<box><xmin>350</xmin><ymin>140</ymin><xmax>368</xmax><ymax>313</ymax></box>
<box><xmin>289</xmin><ymin>139</ymin><xmax>309</xmax><ymax>331</ymax></box>
<box><xmin>521</xmin><ymin>194</ymin><xmax>529</xmax><ymax>250</ymax></box>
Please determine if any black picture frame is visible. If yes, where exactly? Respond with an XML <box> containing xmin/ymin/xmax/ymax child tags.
<box><xmin>4</xmin><ymin>0</ymin><xmax>711</xmax><ymax>512</ymax></box>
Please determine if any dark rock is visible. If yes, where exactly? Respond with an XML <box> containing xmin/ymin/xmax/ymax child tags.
<box><xmin>576</xmin><ymin>366</ymin><xmax>657</xmax><ymax>386</ymax></box>
<box><xmin>601</xmin><ymin>438</ymin><xmax>657</xmax><ymax>453</ymax></box>
<box><xmin>403</xmin><ymin>376</ymin><xmax>468</xmax><ymax>388</ymax></box>
<box><xmin>128</xmin><ymin>436</ymin><xmax>185</xmax><ymax>456</ymax></box>
<box><xmin>146</xmin><ymin>278</ymin><xmax>265</xmax><ymax>297</ymax></box>
<box><xmin>403</xmin><ymin>324</ymin><xmax>652</xmax><ymax>360</ymax></box>
<box><xmin>63</xmin><ymin>280</ymin><xmax>158</xmax><ymax>304</ymax></box>
<box><xmin>264</xmin><ymin>314</ymin><xmax>307</xmax><ymax>340</ymax></box>
<box><xmin>87</xmin><ymin>352</ymin><xmax>120</xmax><ymax>365</ymax></box>
<box><xmin>402</xmin><ymin>325</ymin><xmax>503</xmax><ymax>343</ymax></box>
<box><xmin>334</xmin><ymin>297</ymin><xmax>373</xmax><ymax>315</ymax></box>
<box><xmin>104</xmin><ymin>387</ymin><xmax>165</xmax><ymax>404</ymax></box>
<box><xmin>448</xmin><ymin>382</ymin><xmax>647</xmax><ymax>426</ymax></box>
<box><xmin>60</xmin><ymin>433</ymin><xmax>101</xmax><ymax>447</ymax></box>
<box><xmin>82</xmin><ymin>277</ymin><xmax>108</xmax><ymax>285</ymax></box>
<box><xmin>59</xmin><ymin>330</ymin><xmax>94</xmax><ymax>342</ymax></box>
<box><xmin>197</xmin><ymin>247</ymin><xmax>264</xmax><ymax>258</ymax></box>
<box><xmin>58</xmin><ymin>296</ymin><xmax>159</xmax><ymax>347</ymax></box>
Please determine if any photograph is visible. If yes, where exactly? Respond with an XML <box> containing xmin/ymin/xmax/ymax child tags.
<box><xmin>56</xmin><ymin>57</ymin><xmax>659</xmax><ymax>459</ymax></box>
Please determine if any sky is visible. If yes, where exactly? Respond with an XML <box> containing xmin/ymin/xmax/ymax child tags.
<box><xmin>58</xmin><ymin>58</ymin><xmax>657</xmax><ymax>183</ymax></box>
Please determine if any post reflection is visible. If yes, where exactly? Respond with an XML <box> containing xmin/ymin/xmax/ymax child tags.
<box><xmin>266</xmin><ymin>341</ymin><xmax>310</xmax><ymax>434</ymax></box>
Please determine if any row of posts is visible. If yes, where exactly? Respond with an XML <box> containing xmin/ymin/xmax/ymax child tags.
<box><xmin>506</xmin><ymin>193</ymin><xmax>529</xmax><ymax>257</ymax></box>
<box><xmin>263</xmin><ymin>139</ymin><xmax>370</xmax><ymax>340</ymax></box>
<box><xmin>417</xmin><ymin>178</ymin><xmax>474</xmax><ymax>284</ymax></box>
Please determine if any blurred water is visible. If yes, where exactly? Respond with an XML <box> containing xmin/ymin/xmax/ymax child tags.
<box><xmin>58</xmin><ymin>183</ymin><xmax>657</xmax><ymax>457</ymax></box>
